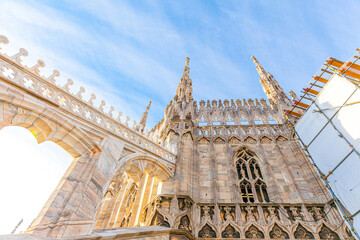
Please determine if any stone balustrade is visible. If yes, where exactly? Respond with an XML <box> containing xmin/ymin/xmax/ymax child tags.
<box><xmin>0</xmin><ymin>35</ymin><xmax>176</xmax><ymax>163</ymax></box>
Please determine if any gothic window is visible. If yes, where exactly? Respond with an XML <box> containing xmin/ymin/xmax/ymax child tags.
<box><xmin>319</xmin><ymin>225</ymin><xmax>340</xmax><ymax>240</ymax></box>
<box><xmin>240</xmin><ymin>180</ymin><xmax>254</xmax><ymax>203</ymax></box>
<box><xmin>245</xmin><ymin>225</ymin><xmax>264</xmax><ymax>239</ymax></box>
<box><xmin>221</xmin><ymin>224</ymin><xmax>240</xmax><ymax>238</ymax></box>
<box><xmin>198</xmin><ymin>224</ymin><xmax>216</xmax><ymax>238</ymax></box>
<box><xmin>294</xmin><ymin>224</ymin><xmax>314</xmax><ymax>239</ymax></box>
<box><xmin>269</xmin><ymin>224</ymin><xmax>289</xmax><ymax>239</ymax></box>
<box><xmin>235</xmin><ymin>148</ymin><xmax>270</xmax><ymax>203</ymax></box>
<box><xmin>255</xmin><ymin>180</ymin><xmax>270</xmax><ymax>203</ymax></box>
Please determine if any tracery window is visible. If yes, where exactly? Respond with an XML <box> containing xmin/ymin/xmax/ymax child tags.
<box><xmin>235</xmin><ymin>148</ymin><xmax>270</xmax><ymax>203</ymax></box>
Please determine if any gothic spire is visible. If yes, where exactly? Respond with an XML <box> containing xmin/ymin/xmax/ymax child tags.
<box><xmin>137</xmin><ymin>100</ymin><xmax>151</xmax><ymax>133</ymax></box>
<box><xmin>251</xmin><ymin>56</ymin><xmax>267</xmax><ymax>78</ymax></box>
<box><xmin>175</xmin><ymin>57</ymin><xmax>193</xmax><ymax>103</ymax></box>
<box><xmin>251</xmin><ymin>56</ymin><xmax>292</xmax><ymax>110</ymax></box>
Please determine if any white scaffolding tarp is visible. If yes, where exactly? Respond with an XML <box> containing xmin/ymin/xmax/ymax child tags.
<box><xmin>295</xmin><ymin>74</ymin><xmax>360</xmax><ymax>232</ymax></box>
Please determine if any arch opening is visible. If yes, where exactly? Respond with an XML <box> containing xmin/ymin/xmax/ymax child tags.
<box><xmin>0</xmin><ymin>126</ymin><xmax>72</xmax><ymax>234</ymax></box>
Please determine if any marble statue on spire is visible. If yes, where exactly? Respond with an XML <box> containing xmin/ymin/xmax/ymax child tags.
<box><xmin>175</xmin><ymin>57</ymin><xmax>193</xmax><ymax>103</ymax></box>
<box><xmin>136</xmin><ymin>100</ymin><xmax>151</xmax><ymax>133</ymax></box>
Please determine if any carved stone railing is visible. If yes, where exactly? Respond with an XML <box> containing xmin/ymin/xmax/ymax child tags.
<box><xmin>0</xmin><ymin>35</ymin><xmax>176</xmax><ymax>163</ymax></box>
<box><xmin>196</xmin><ymin>123</ymin><xmax>289</xmax><ymax>140</ymax></box>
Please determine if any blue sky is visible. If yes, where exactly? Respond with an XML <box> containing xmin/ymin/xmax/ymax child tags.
<box><xmin>1</xmin><ymin>0</ymin><xmax>360</xmax><ymax>234</ymax></box>
<box><xmin>1</xmin><ymin>0</ymin><xmax>360</xmax><ymax>127</ymax></box>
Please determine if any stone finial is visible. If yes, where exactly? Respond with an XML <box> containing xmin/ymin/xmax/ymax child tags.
<box><xmin>75</xmin><ymin>86</ymin><xmax>85</xmax><ymax>100</ymax></box>
<box><xmin>63</xmin><ymin>78</ymin><xmax>73</xmax><ymax>92</ymax></box>
<box><xmin>46</xmin><ymin>70</ymin><xmax>60</xmax><ymax>84</ymax></box>
<box><xmin>185</xmin><ymin>57</ymin><xmax>190</xmax><ymax>67</ymax></box>
<box><xmin>88</xmin><ymin>93</ymin><xmax>96</xmax><ymax>106</ymax></box>
<box><xmin>99</xmin><ymin>100</ymin><xmax>106</xmax><ymax>112</ymax></box>
<box><xmin>206</xmin><ymin>100</ymin><xmax>211</xmax><ymax>108</ymax></box>
<box><xmin>9</xmin><ymin>48</ymin><xmax>28</xmax><ymax>63</ymax></box>
<box><xmin>260</xmin><ymin>98</ymin><xmax>267</xmax><ymax>106</ymax></box>
<box><xmin>125</xmin><ymin>116</ymin><xmax>130</xmax><ymax>126</ymax></box>
<box><xmin>236</xmin><ymin>99</ymin><xmax>242</xmax><ymax>107</ymax></box>
<box><xmin>117</xmin><ymin>111</ymin><xmax>122</xmax><ymax>122</ymax></box>
<box><xmin>108</xmin><ymin>106</ymin><xmax>114</xmax><ymax>117</ymax></box>
<box><xmin>218</xmin><ymin>99</ymin><xmax>223</xmax><ymax>108</ymax></box>
<box><xmin>0</xmin><ymin>35</ymin><xmax>9</xmax><ymax>48</ymax></box>
<box><xmin>251</xmin><ymin>56</ymin><xmax>267</xmax><ymax>78</ymax></box>
<box><xmin>136</xmin><ymin>100</ymin><xmax>152</xmax><ymax>133</ymax></box>
<box><xmin>29</xmin><ymin>59</ymin><xmax>45</xmax><ymax>74</ymax></box>
<box><xmin>174</xmin><ymin>57</ymin><xmax>193</xmax><ymax>103</ymax></box>
<box><xmin>132</xmin><ymin>120</ymin><xmax>137</xmax><ymax>130</ymax></box>
<box><xmin>211</xmin><ymin>100</ymin><xmax>217</xmax><ymax>107</ymax></box>
<box><xmin>242</xmin><ymin>99</ymin><xmax>248</xmax><ymax>107</ymax></box>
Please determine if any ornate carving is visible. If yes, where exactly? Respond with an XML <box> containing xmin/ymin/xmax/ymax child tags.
<box><xmin>276</xmin><ymin>135</ymin><xmax>287</xmax><ymax>143</ymax></box>
<box><xmin>178</xmin><ymin>198</ymin><xmax>192</xmax><ymax>212</ymax></box>
<box><xmin>220</xmin><ymin>206</ymin><xmax>235</xmax><ymax>221</ymax></box>
<box><xmin>178</xmin><ymin>215</ymin><xmax>192</xmax><ymax>233</ymax></box>
<box><xmin>198</xmin><ymin>137</ymin><xmax>210</xmax><ymax>145</ymax></box>
<box><xmin>228</xmin><ymin>136</ymin><xmax>241</xmax><ymax>145</ymax></box>
<box><xmin>269</xmin><ymin>224</ymin><xmax>289</xmax><ymax>239</ymax></box>
<box><xmin>150</xmin><ymin>211</ymin><xmax>170</xmax><ymax>227</ymax></box>
<box><xmin>221</xmin><ymin>224</ymin><xmax>240</xmax><ymax>238</ymax></box>
<box><xmin>260</xmin><ymin>136</ymin><xmax>272</xmax><ymax>144</ymax></box>
<box><xmin>198</xmin><ymin>224</ymin><xmax>216</xmax><ymax>238</ymax></box>
<box><xmin>201</xmin><ymin>205</ymin><xmax>214</xmax><ymax>222</ymax></box>
<box><xmin>288</xmin><ymin>206</ymin><xmax>302</xmax><ymax>221</ymax></box>
<box><xmin>214</xmin><ymin>137</ymin><xmax>225</xmax><ymax>144</ymax></box>
<box><xmin>245</xmin><ymin>225</ymin><xmax>264</xmax><ymax>239</ymax></box>
<box><xmin>319</xmin><ymin>225</ymin><xmax>340</xmax><ymax>240</ymax></box>
<box><xmin>266</xmin><ymin>206</ymin><xmax>279</xmax><ymax>222</ymax></box>
<box><xmin>244</xmin><ymin>136</ymin><xmax>257</xmax><ymax>144</ymax></box>
<box><xmin>294</xmin><ymin>224</ymin><xmax>315</xmax><ymax>239</ymax></box>
<box><xmin>308</xmin><ymin>206</ymin><xmax>325</xmax><ymax>221</ymax></box>
<box><xmin>245</xmin><ymin>206</ymin><xmax>257</xmax><ymax>222</ymax></box>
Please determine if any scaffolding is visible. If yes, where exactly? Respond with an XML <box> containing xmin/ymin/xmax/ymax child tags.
<box><xmin>286</xmin><ymin>49</ymin><xmax>360</xmax><ymax>240</ymax></box>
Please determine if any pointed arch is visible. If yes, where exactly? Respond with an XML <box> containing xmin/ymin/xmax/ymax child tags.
<box><xmin>228</xmin><ymin>136</ymin><xmax>241</xmax><ymax>146</ymax></box>
<box><xmin>269</xmin><ymin>223</ymin><xmax>289</xmax><ymax>239</ymax></box>
<box><xmin>234</xmin><ymin>147</ymin><xmax>270</xmax><ymax>203</ymax></box>
<box><xmin>198</xmin><ymin>223</ymin><xmax>216</xmax><ymax>238</ymax></box>
<box><xmin>293</xmin><ymin>224</ymin><xmax>315</xmax><ymax>239</ymax></box>
<box><xmin>214</xmin><ymin>136</ymin><xmax>225</xmax><ymax>144</ymax></box>
<box><xmin>221</xmin><ymin>224</ymin><xmax>240</xmax><ymax>238</ymax></box>
<box><xmin>254</xmin><ymin>179</ymin><xmax>270</xmax><ymax>203</ymax></box>
<box><xmin>260</xmin><ymin>135</ymin><xmax>272</xmax><ymax>144</ymax></box>
<box><xmin>245</xmin><ymin>224</ymin><xmax>264</xmax><ymax>239</ymax></box>
<box><xmin>177</xmin><ymin>215</ymin><xmax>192</xmax><ymax>233</ymax></box>
<box><xmin>244</xmin><ymin>135</ymin><xmax>257</xmax><ymax>144</ymax></box>
<box><xmin>318</xmin><ymin>224</ymin><xmax>340</xmax><ymax>239</ymax></box>
<box><xmin>150</xmin><ymin>210</ymin><xmax>170</xmax><ymax>227</ymax></box>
